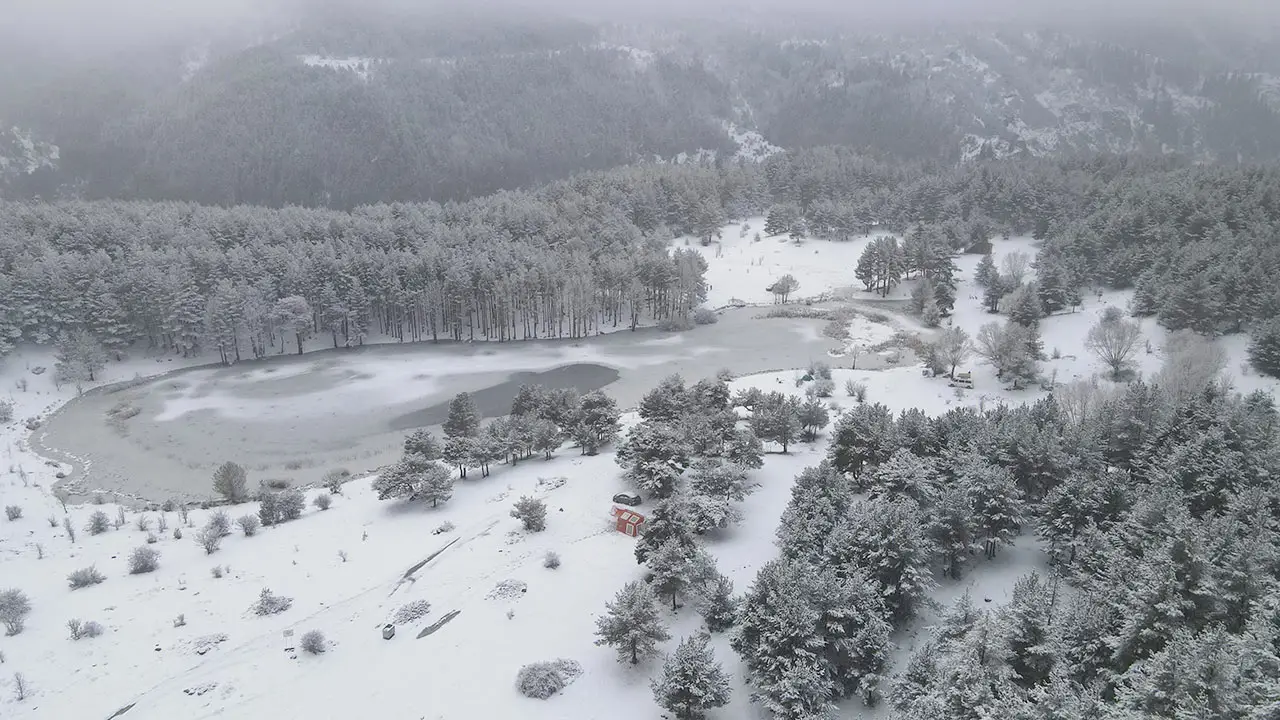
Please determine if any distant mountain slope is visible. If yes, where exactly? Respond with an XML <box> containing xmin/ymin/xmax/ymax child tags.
<box><xmin>2</xmin><ymin>12</ymin><xmax>1280</xmax><ymax>206</ymax></box>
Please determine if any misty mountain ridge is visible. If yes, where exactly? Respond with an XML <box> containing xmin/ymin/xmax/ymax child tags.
<box><xmin>3</xmin><ymin>14</ymin><xmax>1280</xmax><ymax>206</ymax></box>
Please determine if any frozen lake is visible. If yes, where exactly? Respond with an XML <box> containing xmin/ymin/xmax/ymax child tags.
<box><xmin>36</xmin><ymin>308</ymin><xmax>849</xmax><ymax>501</ymax></box>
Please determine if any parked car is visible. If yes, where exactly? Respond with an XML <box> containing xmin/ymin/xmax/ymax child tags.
<box><xmin>612</xmin><ymin>491</ymin><xmax>642</xmax><ymax>506</ymax></box>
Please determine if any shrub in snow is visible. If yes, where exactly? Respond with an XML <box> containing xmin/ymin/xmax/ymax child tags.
<box><xmin>173</xmin><ymin>527</ymin><xmax>182</xmax><ymax>540</ymax></box>
<box><xmin>511</xmin><ymin>496</ymin><xmax>547</xmax><ymax>532</ymax></box>
<box><xmin>207</xmin><ymin>510</ymin><xmax>231</xmax><ymax>537</ymax></box>
<box><xmin>0</xmin><ymin>399</ymin><xmax>12</xmax><ymax>423</ymax></box>
<box><xmin>68</xmin><ymin>566</ymin><xmax>105</xmax><ymax>589</ymax></box>
<box><xmin>252</xmin><ymin>589</ymin><xmax>293</xmax><ymax>616</ymax></box>
<box><xmin>86</xmin><ymin>511</ymin><xmax>110</xmax><ymax>535</ymax></box>
<box><xmin>516</xmin><ymin>659</ymin><xmax>583</xmax><ymax>699</ymax></box>
<box><xmin>322</xmin><ymin>468</ymin><xmax>350</xmax><ymax>494</ymax></box>
<box><xmin>543</xmin><ymin>551</ymin><xmax>561</xmax><ymax>569</ymax></box>
<box><xmin>300</xmin><ymin>630</ymin><xmax>326</xmax><ymax>654</ymax></box>
<box><xmin>236</xmin><ymin>514</ymin><xmax>260</xmax><ymax>536</ymax></box>
<box><xmin>68</xmin><ymin>619</ymin><xmax>104</xmax><ymax>640</ymax></box>
<box><xmin>113</xmin><ymin>506</ymin><xmax>126</xmax><ymax>529</ymax></box>
<box><xmin>13</xmin><ymin>672</ymin><xmax>27</xmax><ymax>701</ymax></box>
<box><xmin>63</xmin><ymin>516</ymin><xmax>76</xmax><ymax>543</ymax></box>
<box><xmin>658</xmin><ymin>316</ymin><xmax>695</xmax><ymax>332</ymax></box>
<box><xmin>809</xmin><ymin>378</ymin><xmax>835</xmax><ymax>398</ymax></box>
<box><xmin>392</xmin><ymin>599</ymin><xmax>432</xmax><ymax>624</ymax></box>
<box><xmin>212</xmin><ymin>462</ymin><xmax>249</xmax><ymax>503</ymax></box>
<box><xmin>0</xmin><ymin>590</ymin><xmax>32</xmax><ymax>635</ymax></box>
<box><xmin>133</xmin><ymin>514</ymin><xmax>150</xmax><ymax>532</ymax></box>
<box><xmin>4</xmin><ymin>506</ymin><xmax>21</xmax><ymax>521</ymax></box>
<box><xmin>173</xmin><ymin>614</ymin><xmax>185</xmax><ymax>628</ymax></box>
<box><xmin>809</xmin><ymin>361</ymin><xmax>833</xmax><ymax>380</ymax></box>
<box><xmin>128</xmin><ymin>546</ymin><xmax>159</xmax><ymax>574</ymax></box>
<box><xmin>194</xmin><ymin>526</ymin><xmax>222</xmax><ymax>555</ymax></box>
<box><xmin>434</xmin><ymin>521</ymin><xmax>455</xmax><ymax>534</ymax></box>
<box><xmin>845</xmin><ymin>380</ymin><xmax>868</xmax><ymax>402</ymax></box>
<box><xmin>692</xmin><ymin>308</ymin><xmax>718</xmax><ymax>325</ymax></box>
<box><xmin>313</xmin><ymin>493</ymin><xmax>332</xmax><ymax>511</ymax></box>
<box><xmin>211</xmin><ymin>566</ymin><xmax>224</xmax><ymax>579</ymax></box>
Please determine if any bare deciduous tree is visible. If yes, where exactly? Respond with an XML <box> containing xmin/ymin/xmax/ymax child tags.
<box><xmin>1085</xmin><ymin>313</ymin><xmax>1142</xmax><ymax>379</ymax></box>
<box><xmin>1000</xmin><ymin>251</ymin><xmax>1031</xmax><ymax>286</ymax></box>
<box><xmin>1155</xmin><ymin>329</ymin><xmax>1228</xmax><ymax>404</ymax></box>
<box><xmin>936</xmin><ymin>326</ymin><xmax>973</xmax><ymax>379</ymax></box>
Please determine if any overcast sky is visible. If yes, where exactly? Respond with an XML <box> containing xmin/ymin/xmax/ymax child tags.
<box><xmin>5</xmin><ymin>0</ymin><xmax>1277</xmax><ymax>58</ymax></box>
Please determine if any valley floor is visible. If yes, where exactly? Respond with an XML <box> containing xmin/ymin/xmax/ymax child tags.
<box><xmin>1</xmin><ymin>223</ymin><xmax>1275</xmax><ymax>719</ymax></box>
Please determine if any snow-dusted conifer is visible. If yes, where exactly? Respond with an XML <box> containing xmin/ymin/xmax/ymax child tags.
<box><xmin>651</xmin><ymin>633</ymin><xmax>731</xmax><ymax>720</ymax></box>
<box><xmin>594</xmin><ymin>581</ymin><xmax>670</xmax><ymax>665</ymax></box>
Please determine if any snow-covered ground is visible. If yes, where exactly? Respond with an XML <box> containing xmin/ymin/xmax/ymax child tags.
<box><xmin>3</xmin><ymin>226</ymin><xmax>1277</xmax><ymax>719</ymax></box>
<box><xmin>686</xmin><ymin>218</ymin><xmax>892</xmax><ymax>308</ymax></box>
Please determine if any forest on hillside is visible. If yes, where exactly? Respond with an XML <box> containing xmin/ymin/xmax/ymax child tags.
<box><xmin>5</xmin><ymin>150</ymin><xmax>1280</xmax><ymax>381</ymax></box>
<box><xmin>6</xmin><ymin>13</ymin><xmax>1280</xmax><ymax>207</ymax></box>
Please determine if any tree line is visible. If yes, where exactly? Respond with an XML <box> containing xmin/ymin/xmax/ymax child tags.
<box><xmin>6</xmin><ymin>150</ymin><xmax>1280</xmax><ymax>377</ymax></box>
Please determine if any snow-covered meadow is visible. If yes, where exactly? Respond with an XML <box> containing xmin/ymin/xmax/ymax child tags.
<box><xmin>1</xmin><ymin>218</ymin><xmax>1276</xmax><ymax>719</ymax></box>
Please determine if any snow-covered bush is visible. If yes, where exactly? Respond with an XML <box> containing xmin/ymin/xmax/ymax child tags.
<box><xmin>194</xmin><ymin>526</ymin><xmax>222</xmax><ymax>555</ymax></box>
<box><xmin>313</xmin><ymin>493</ymin><xmax>332</xmax><ymax>511</ymax></box>
<box><xmin>67</xmin><ymin>619</ymin><xmax>103</xmax><ymax>640</ymax></box>
<box><xmin>207</xmin><ymin>510</ymin><xmax>231</xmax><ymax>537</ymax></box>
<box><xmin>693</xmin><ymin>308</ymin><xmax>718</xmax><ymax>325</ymax></box>
<box><xmin>128</xmin><ymin>546</ymin><xmax>159</xmax><ymax>574</ymax></box>
<box><xmin>511</xmin><ymin>496</ymin><xmax>547</xmax><ymax>532</ymax></box>
<box><xmin>516</xmin><ymin>659</ymin><xmax>583</xmax><ymax>699</ymax></box>
<box><xmin>322</xmin><ymin>468</ymin><xmax>350</xmax><ymax>494</ymax></box>
<box><xmin>67</xmin><ymin>566</ymin><xmax>105</xmax><ymax>589</ymax></box>
<box><xmin>251</xmin><ymin>589</ymin><xmax>293</xmax><ymax>616</ymax></box>
<box><xmin>434</xmin><ymin>520</ymin><xmax>455</xmax><ymax>534</ymax></box>
<box><xmin>0</xmin><ymin>589</ymin><xmax>31</xmax><ymax>635</ymax></box>
<box><xmin>543</xmin><ymin>551</ymin><xmax>561</xmax><ymax>569</ymax></box>
<box><xmin>809</xmin><ymin>378</ymin><xmax>835</xmax><ymax>398</ymax></box>
<box><xmin>133</xmin><ymin>514</ymin><xmax>151</xmax><ymax>532</ymax></box>
<box><xmin>236</xmin><ymin>514</ymin><xmax>260</xmax><ymax>536</ymax></box>
<box><xmin>808</xmin><ymin>361</ymin><xmax>833</xmax><ymax>380</ymax></box>
<box><xmin>211</xmin><ymin>566</ymin><xmax>224</xmax><ymax>579</ymax></box>
<box><xmin>0</xmin><ymin>400</ymin><xmax>13</xmax><ymax>423</ymax></box>
<box><xmin>300</xmin><ymin>630</ymin><xmax>326</xmax><ymax>654</ymax></box>
<box><xmin>845</xmin><ymin>380</ymin><xmax>868</xmax><ymax>402</ymax></box>
<box><xmin>4</xmin><ymin>506</ymin><xmax>21</xmax><ymax>521</ymax></box>
<box><xmin>86</xmin><ymin>510</ymin><xmax>110</xmax><ymax>535</ymax></box>
<box><xmin>212</xmin><ymin>462</ymin><xmax>249</xmax><ymax>503</ymax></box>
<box><xmin>392</xmin><ymin>599</ymin><xmax>432</xmax><ymax>624</ymax></box>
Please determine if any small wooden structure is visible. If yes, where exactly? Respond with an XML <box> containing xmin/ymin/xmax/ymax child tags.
<box><xmin>611</xmin><ymin>507</ymin><xmax>645</xmax><ymax>537</ymax></box>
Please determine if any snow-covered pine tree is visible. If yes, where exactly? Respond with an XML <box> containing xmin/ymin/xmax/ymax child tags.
<box><xmin>959</xmin><ymin>455</ymin><xmax>1025</xmax><ymax>559</ymax></box>
<box><xmin>269</xmin><ymin>295</ymin><xmax>312</xmax><ymax>354</ymax></box>
<box><xmin>616</xmin><ymin>421</ymin><xmax>692</xmax><ymax>498</ymax></box>
<box><xmin>775</xmin><ymin>462</ymin><xmax>855</xmax><ymax>563</ymax></box>
<box><xmin>725</xmin><ymin>426</ymin><xmax>764</xmax><ymax>469</ymax></box>
<box><xmin>443</xmin><ymin>391</ymin><xmax>481</xmax><ymax>439</ymax></box>
<box><xmin>1247</xmin><ymin>320</ymin><xmax>1280</xmax><ymax>377</ymax></box>
<box><xmin>867</xmin><ymin>448</ymin><xmax>939</xmax><ymax>504</ymax></box>
<box><xmin>822</xmin><ymin>498</ymin><xmax>936</xmax><ymax>626</ymax></box>
<box><xmin>639</xmin><ymin>374</ymin><xmax>688</xmax><ymax>423</ymax></box>
<box><xmin>928</xmin><ymin>486</ymin><xmax>975</xmax><ymax>580</ymax></box>
<box><xmin>571</xmin><ymin>390</ymin><xmax>621</xmax><ymax>454</ymax></box>
<box><xmin>651</xmin><ymin>632</ymin><xmax>731</xmax><ymax>720</ymax></box>
<box><xmin>699</xmin><ymin>572</ymin><xmax>738</xmax><ymax>632</ymax></box>
<box><xmin>403</xmin><ymin>428</ymin><xmax>443</xmax><ymax>461</ymax></box>
<box><xmin>635</xmin><ymin>495</ymin><xmax>697</xmax><ymax>564</ymax></box>
<box><xmin>594</xmin><ymin>581</ymin><xmax>671</xmax><ymax>665</ymax></box>
<box><xmin>646</xmin><ymin>538</ymin><xmax>700</xmax><ymax>611</ymax></box>
<box><xmin>975</xmin><ymin>252</ymin><xmax>998</xmax><ymax>288</ymax></box>
<box><xmin>1002</xmin><ymin>572</ymin><xmax>1058</xmax><ymax>688</ymax></box>
<box><xmin>827</xmin><ymin>402</ymin><xmax>897</xmax><ymax>485</ymax></box>
<box><xmin>688</xmin><ymin>458</ymin><xmax>754</xmax><ymax>503</ymax></box>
